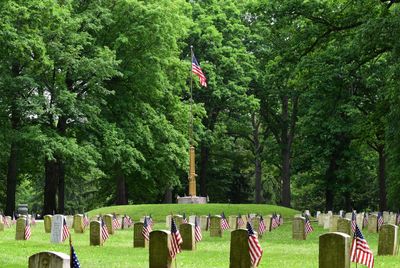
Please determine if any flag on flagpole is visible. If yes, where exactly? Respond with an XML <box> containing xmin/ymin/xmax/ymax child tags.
<box><xmin>247</xmin><ymin>222</ymin><xmax>263</xmax><ymax>267</ymax></box>
<box><xmin>377</xmin><ymin>212</ymin><xmax>384</xmax><ymax>230</ymax></box>
<box><xmin>182</xmin><ymin>213</ymin><xmax>188</xmax><ymax>224</ymax></box>
<box><xmin>258</xmin><ymin>215</ymin><xmax>266</xmax><ymax>235</ymax></box>
<box><xmin>83</xmin><ymin>214</ymin><xmax>89</xmax><ymax>228</ymax></box>
<box><xmin>123</xmin><ymin>215</ymin><xmax>133</xmax><ymax>228</ymax></box>
<box><xmin>221</xmin><ymin>212</ymin><xmax>230</xmax><ymax>230</ymax></box>
<box><xmin>169</xmin><ymin>217</ymin><xmax>183</xmax><ymax>259</ymax></box>
<box><xmin>112</xmin><ymin>214</ymin><xmax>120</xmax><ymax>230</ymax></box>
<box><xmin>24</xmin><ymin>217</ymin><xmax>31</xmax><ymax>240</ymax></box>
<box><xmin>62</xmin><ymin>218</ymin><xmax>70</xmax><ymax>242</ymax></box>
<box><xmin>101</xmin><ymin>218</ymin><xmax>109</xmax><ymax>241</ymax></box>
<box><xmin>351</xmin><ymin>212</ymin><xmax>357</xmax><ymax>233</ymax></box>
<box><xmin>142</xmin><ymin>217</ymin><xmax>152</xmax><ymax>241</ymax></box>
<box><xmin>363</xmin><ymin>212</ymin><xmax>369</xmax><ymax>228</ymax></box>
<box><xmin>148</xmin><ymin>215</ymin><xmax>154</xmax><ymax>227</ymax></box>
<box><xmin>351</xmin><ymin>224</ymin><xmax>374</xmax><ymax>268</ymax></box>
<box><xmin>237</xmin><ymin>213</ymin><xmax>245</xmax><ymax>229</ymax></box>
<box><xmin>271</xmin><ymin>214</ymin><xmax>279</xmax><ymax>230</ymax></box>
<box><xmin>194</xmin><ymin>216</ymin><xmax>202</xmax><ymax>242</ymax></box>
<box><xmin>304</xmin><ymin>215</ymin><xmax>314</xmax><ymax>237</ymax></box>
<box><xmin>191</xmin><ymin>53</ymin><xmax>207</xmax><ymax>87</ymax></box>
<box><xmin>70</xmin><ymin>236</ymin><xmax>81</xmax><ymax>268</ymax></box>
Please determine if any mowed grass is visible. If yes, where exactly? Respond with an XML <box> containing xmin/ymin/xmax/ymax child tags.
<box><xmin>0</xmin><ymin>204</ymin><xmax>398</xmax><ymax>267</ymax></box>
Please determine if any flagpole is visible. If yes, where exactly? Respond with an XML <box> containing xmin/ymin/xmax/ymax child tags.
<box><xmin>189</xmin><ymin>45</ymin><xmax>194</xmax><ymax>146</ymax></box>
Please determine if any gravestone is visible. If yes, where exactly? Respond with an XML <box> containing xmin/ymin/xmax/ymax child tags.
<box><xmin>90</xmin><ymin>221</ymin><xmax>103</xmax><ymax>246</ymax></box>
<box><xmin>229</xmin><ymin>216</ymin><xmax>237</xmax><ymax>230</ymax></box>
<box><xmin>104</xmin><ymin>214</ymin><xmax>114</xmax><ymax>235</ymax></box>
<box><xmin>305</xmin><ymin>210</ymin><xmax>311</xmax><ymax>216</ymax></box>
<box><xmin>319</xmin><ymin>232</ymin><xmax>351</xmax><ymax>268</ymax></box>
<box><xmin>116</xmin><ymin>215</ymin><xmax>123</xmax><ymax>229</ymax></box>
<box><xmin>229</xmin><ymin>229</ymin><xmax>253</xmax><ymax>268</ymax></box>
<box><xmin>173</xmin><ymin>215</ymin><xmax>183</xmax><ymax>227</ymax></box>
<box><xmin>189</xmin><ymin>215</ymin><xmax>196</xmax><ymax>225</ymax></box>
<box><xmin>17</xmin><ymin>204</ymin><xmax>28</xmax><ymax>216</ymax></box>
<box><xmin>134</xmin><ymin>222</ymin><xmax>147</xmax><ymax>248</ymax></box>
<box><xmin>327</xmin><ymin>211</ymin><xmax>333</xmax><ymax>216</ymax></box>
<box><xmin>180</xmin><ymin>223</ymin><xmax>195</xmax><ymax>250</ymax></box>
<box><xmin>383</xmin><ymin>211</ymin><xmax>390</xmax><ymax>223</ymax></box>
<box><xmin>292</xmin><ymin>217</ymin><xmax>306</xmax><ymax>240</ymax></box>
<box><xmin>15</xmin><ymin>217</ymin><xmax>27</xmax><ymax>240</ymax></box>
<box><xmin>337</xmin><ymin>218</ymin><xmax>352</xmax><ymax>236</ymax></box>
<box><xmin>210</xmin><ymin>215</ymin><xmax>222</xmax><ymax>237</ymax></box>
<box><xmin>44</xmin><ymin>215</ymin><xmax>52</xmax><ymax>233</ymax></box>
<box><xmin>368</xmin><ymin>214</ymin><xmax>378</xmax><ymax>233</ymax></box>
<box><xmin>65</xmin><ymin>215</ymin><xmax>73</xmax><ymax>228</ymax></box>
<box><xmin>329</xmin><ymin>215</ymin><xmax>341</xmax><ymax>232</ymax></box>
<box><xmin>378</xmin><ymin>224</ymin><xmax>398</xmax><ymax>256</ymax></box>
<box><xmin>252</xmin><ymin>217</ymin><xmax>262</xmax><ymax>238</ymax></box>
<box><xmin>166</xmin><ymin>215</ymin><xmax>172</xmax><ymax>228</ymax></box>
<box><xmin>318</xmin><ymin>213</ymin><xmax>325</xmax><ymax>226</ymax></box>
<box><xmin>51</xmin><ymin>215</ymin><xmax>65</xmax><ymax>244</ymax></box>
<box><xmin>199</xmin><ymin>215</ymin><xmax>208</xmax><ymax>230</ymax></box>
<box><xmin>149</xmin><ymin>230</ymin><xmax>175</xmax><ymax>268</ymax></box>
<box><xmin>73</xmin><ymin>214</ymin><xmax>84</xmax><ymax>233</ymax></box>
<box><xmin>28</xmin><ymin>251</ymin><xmax>70</xmax><ymax>268</ymax></box>
<box><xmin>324</xmin><ymin>214</ymin><xmax>332</xmax><ymax>230</ymax></box>
<box><xmin>344</xmin><ymin>213</ymin><xmax>352</xmax><ymax>220</ymax></box>
<box><xmin>388</xmin><ymin>214</ymin><xmax>397</xmax><ymax>225</ymax></box>
<box><xmin>356</xmin><ymin>213</ymin><xmax>364</xmax><ymax>229</ymax></box>
<box><xmin>264</xmin><ymin>215</ymin><xmax>273</xmax><ymax>232</ymax></box>
<box><xmin>316</xmin><ymin>211</ymin><xmax>321</xmax><ymax>219</ymax></box>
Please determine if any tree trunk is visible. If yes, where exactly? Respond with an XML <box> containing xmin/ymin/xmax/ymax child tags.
<box><xmin>115</xmin><ymin>173</ymin><xmax>128</xmax><ymax>205</ymax></box>
<box><xmin>252</xmin><ymin>113</ymin><xmax>263</xmax><ymax>203</ymax></box>
<box><xmin>5</xmin><ymin>142</ymin><xmax>18</xmax><ymax>216</ymax></box>
<box><xmin>43</xmin><ymin>159</ymin><xmax>59</xmax><ymax>215</ymax></box>
<box><xmin>281</xmin><ymin>95</ymin><xmax>291</xmax><ymax>207</ymax></box>
<box><xmin>163</xmin><ymin>187</ymin><xmax>172</xmax><ymax>203</ymax></box>
<box><xmin>57</xmin><ymin>162</ymin><xmax>65</xmax><ymax>214</ymax></box>
<box><xmin>199</xmin><ymin>143</ymin><xmax>209</xmax><ymax>197</ymax></box>
<box><xmin>377</xmin><ymin>145</ymin><xmax>387</xmax><ymax>211</ymax></box>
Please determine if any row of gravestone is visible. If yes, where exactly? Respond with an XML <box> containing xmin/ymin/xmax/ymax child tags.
<box><xmin>28</xmin><ymin>227</ymin><xmax>260</xmax><ymax>268</ymax></box>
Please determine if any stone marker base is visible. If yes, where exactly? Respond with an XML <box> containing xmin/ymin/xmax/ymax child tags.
<box><xmin>177</xmin><ymin>196</ymin><xmax>207</xmax><ymax>204</ymax></box>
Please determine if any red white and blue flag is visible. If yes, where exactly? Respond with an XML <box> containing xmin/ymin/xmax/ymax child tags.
<box><xmin>24</xmin><ymin>217</ymin><xmax>31</xmax><ymax>240</ymax></box>
<box><xmin>123</xmin><ymin>215</ymin><xmax>133</xmax><ymax>228</ymax></box>
<box><xmin>258</xmin><ymin>216</ymin><xmax>266</xmax><ymax>235</ymax></box>
<box><xmin>363</xmin><ymin>213</ymin><xmax>369</xmax><ymax>228</ymax></box>
<box><xmin>182</xmin><ymin>213</ymin><xmax>188</xmax><ymax>224</ymax></box>
<box><xmin>237</xmin><ymin>214</ymin><xmax>245</xmax><ymax>229</ymax></box>
<box><xmin>62</xmin><ymin>218</ymin><xmax>70</xmax><ymax>242</ymax></box>
<box><xmin>83</xmin><ymin>214</ymin><xmax>89</xmax><ymax>228</ymax></box>
<box><xmin>192</xmin><ymin>54</ymin><xmax>207</xmax><ymax>87</ymax></box>
<box><xmin>170</xmin><ymin>218</ymin><xmax>183</xmax><ymax>259</ymax></box>
<box><xmin>247</xmin><ymin>222</ymin><xmax>263</xmax><ymax>267</ymax></box>
<box><xmin>221</xmin><ymin>212</ymin><xmax>230</xmax><ymax>230</ymax></box>
<box><xmin>101</xmin><ymin>218</ymin><xmax>109</xmax><ymax>241</ymax></box>
<box><xmin>195</xmin><ymin>216</ymin><xmax>202</xmax><ymax>242</ymax></box>
<box><xmin>305</xmin><ymin>215</ymin><xmax>314</xmax><ymax>237</ymax></box>
<box><xmin>112</xmin><ymin>214</ymin><xmax>120</xmax><ymax>230</ymax></box>
<box><xmin>271</xmin><ymin>214</ymin><xmax>279</xmax><ymax>230</ymax></box>
<box><xmin>351</xmin><ymin>212</ymin><xmax>357</xmax><ymax>233</ymax></box>
<box><xmin>351</xmin><ymin>224</ymin><xmax>374</xmax><ymax>268</ymax></box>
<box><xmin>377</xmin><ymin>212</ymin><xmax>384</xmax><ymax>230</ymax></box>
<box><xmin>142</xmin><ymin>217</ymin><xmax>152</xmax><ymax>241</ymax></box>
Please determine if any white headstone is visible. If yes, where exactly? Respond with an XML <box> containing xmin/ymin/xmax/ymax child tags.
<box><xmin>65</xmin><ymin>216</ymin><xmax>73</xmax><ymax>228</ymax></box>
<box><xmin>189</xmin><ymin>215</ymin><xmax>196</xmax><ymax>224</ymax></box>
<box><xmin>51</xmin><ymin>215</ymin><xmax>65</xmax><ymax>244</ymax></box>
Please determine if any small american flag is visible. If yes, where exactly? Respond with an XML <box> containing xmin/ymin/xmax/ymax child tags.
<box><xmin>3</xmin><ymin>215</ymin><xmax>10</xmax><ymax>228</ymax></box>
<box><xmin>194</xmin><ymin>216</ymin><xmax>202</xmax><ymax>242</ymax></box>
<box><xmin>221</xmin><ymin>212</ymin><xmax>230</xmax><ymax>230</ymax></box>
<box><xmin>363</xmin><ymin>213</ymin><xmax>369</xmax><ymax>228</ymax></box>
<box><xmin>237</xmin><ymin>214</ymin><xmax>245</xmax><ymax>229</ymax></box>
<box><xmin>351</xmin><ymin>212</ymin><xmax>357</xmax><ymax>233</ymax></box>
<box><xmin>70</xmin><ymin>236</ymin><xmax>81</xmax><ymax>268</ymax></box>
<box><xmin>258</xmin><ymin>216</ymin><xmax>266</xmax><ymax>235</ymax></box>
<box><xmin>112</xmin><ymin>214</ymin><xmax>120</xmax><ymax>229</ymax></box>
<box><xmin>182</xmin><ymin>213</ymin><xmax>188</xmax><ymax>224</ymax></box>
<box><xmin>148</xmin><ymin>215</ymin><xmax>154</xmax><ymax>227</ymax></box>
<box><xmin>192</xmin><ymin>54</ymin><xmax>207</xmax><ymax>87</ymax></box>
<box><xmin>24</xmin><ymin>217</ymin><xmax>31</xmax><ymax>240</ymax></box>
<box><xmin>101</xmin><ymin>218</ymin><xmax>109</xmax><ymax>241</ymax></box>
<box><xmin>304</xmin><ymin>215</ymin><xmax>314</xmax><ymax>236</ymax></box>
<box><xmin>169</xmin><ymin>218</ymin><xmax>183</xmax><ymax>259</ymax></box>
<box><xmin>377</xmin><ymin>212</ymin><xmax>384</xmax><ymax>230</ymax></box>
<box><xmin>62</xmin><ymin>218</ymin><xmax>70</xmax><ymax>242</ymax></box>
<box><xmin>247</xmin><ymin>222</ymin><xmax>263</xmax><ymax>267</ymax></box>
<box><xmin>142</xmin><ymin>217</ymin><xmax>152</xmax><ymax>241</ymax></box>
<box><xmin>124</xmin><ymin>215</ymin><xmax>133</xmax><ymax>227</ymax></box>
<box><xmin>271</xmin><ymin>214</ymin><xmax>279</xmax><ymax>230</ymax></box>
<box><xmin>351</xmin><ymin>224</ymin><xmax>374</xmax><ymax>268</ymax></box>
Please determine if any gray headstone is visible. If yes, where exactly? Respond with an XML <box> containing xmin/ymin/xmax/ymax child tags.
<box><xmin>229</xmin><ymin>229</ymin><xmax>253</xmax><ymax>268</ymax></box>
<box><xmin>229</xmin><ymin>216</ymin><xmax>237</xmax><ymax>230</ymax></box>
<box><xmin>73</xmin><ymin>214</ymin><xmax>84</xmax><ymax>233</ymax></box>
<box><xmin>378</xmin><ymin>224</ymin><xmax>398</xmax><ymax>256</ymax></box>
<box><xmin>180</xmin><ymin>223</ymin><xmax>195</xmax><ymax>250</ymax></box>
<box><xmin>337</xmin><ymin>218</ymin><xmax>352</xmax><ymax>236</ymax></box>
<box><xmin>28</xmin><ymin>251</ymin><xmax>70</xmax><ymax>268</ymax></box>
<box><xmin>319</xmin><ymin>232</ymin><xmax>351</xmax><ymax>268</ymax></box>
<box><xmin>344</xmin><ymin>213</ymin><xmax>352</xmax><ymax>220</ymax></box>
<box><xmin>368</xmin><ymin>214</ymin><xmax>378</xmax><ymax>233</ymax></box>
<box><xmin>189</xmin><ymin>215</ymin><xmax>196</xmax><ymax>224</ymax></box>
<box><xmin>329</xmin><ymin>215</ymin><xmax>341</xmax><ymax>232</ymax></box>
<box><xmin>264</xmin><ymin>215</ymin><xmax>272</xmax><ymax>232</ymax></box>
<box><xmin>356</xmin><ymin>214</ymin><xmax>364</xmax><ymax>229</ymax></box>
<box><xmin>173</xmin><ymin>215</ymin><xmax>183</xmax><ymax>227</ymax></box>
<box><xmin>292</xmin><ymin>217</ymin><xmax>306</xmax><ymax>240</ymax></box>
<box><xmin>252</xmin><ymin>217</ymin><xmax>262</xmax><ymax>238</ymax></box>
<box><xmin>104</xmin><ymin>214</ymin><xmax>114</xmax><ymax>235</ymax></box>
<box><xmin>90</xmin><ymin>220</ymin><xmax>103</xmax><ymax>246</ymax></box>
<box><xmin>318</xmin><ymin>213</ymin><xmax>325</xmax><ymax>226</ymax></box>
<box><xmin>166</xmin><ymin>215</ymin><xmax>172</xmax><ymax>228</ymax></box>
<box><xmin>44</xmin><ymin>215</ymin><xmax>52</xmax><ymax>233</ymax></box>
<box><xmin>15</xmin><ymin>217</ymin><xmax>26</xmax><ymax>240</ymax></box>
<box><xmin>149</xmin><ymin>230</ymin><xmax>175</xmax><ymax>268</ymax></box>
<box><xmin>134</xmin><ymin>222</ymin><xmax>147</xmax><ymax>248</ymax></box>
<box><xmin>383</xmin><ymin>211</ymin><xmax>390</xmax><ymax>223</ymax></box>
<box><xmin>51</xmin><ymin>215</ymin><xmax>65</xmax><ymax>244</ymax></box>
<box><xmin>199</xmin><ymin>215</ymin><xmax>208</xmax><ymax>230</ymax></box>
<box><xmin>324</xmin><ymin>214</ymin><xmax>332</xmax><ymax>230</ymax></box>
<box><xmin>65</xmin><ymin>215</ymin><xmax>73</xmax><ymax>228</ymax></box>
<box><xmin>210</xmin><ymin>215</ymin><xmax>222</xmax><ymax>237</ymax></box>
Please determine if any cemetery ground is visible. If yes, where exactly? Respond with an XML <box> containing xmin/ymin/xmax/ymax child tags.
<box><xmin>1</xmin><ymin>204</ymin><xmax>399</xmax><ymax>267</ymax></box>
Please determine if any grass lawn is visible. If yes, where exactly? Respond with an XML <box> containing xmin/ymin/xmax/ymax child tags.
<box><xmin>0</xmin><ymin>204</ymin><xmax>398</xmax><ymax>267</ymax></box>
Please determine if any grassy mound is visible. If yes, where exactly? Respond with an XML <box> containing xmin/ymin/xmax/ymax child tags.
<box><xmin>88</xmin><ymin>203</ymin><xmax>299</xmax><ymax>221</ymax></box>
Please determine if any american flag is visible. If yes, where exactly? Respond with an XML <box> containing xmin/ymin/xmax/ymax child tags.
<box><xmin>258</xmin><ymin>216</ymin><xmax>266</xmax><ymax>235</ymax></box>
<box><xmin>142</xmin><ymin>217</ymin><xmax>152</xmax><ymax>241</ymax></box>
<box><xmin>363</xmin><ymin>213</ymin><xmax>369</xmax><ymax>228</ymax></box>
<box><xmin>83</xmin><ymin>214</ymin><xmax>89</xmax><ymax>228</ymax></box>
<box><xmin>194</xmin><ymin>216</ymin><xmax>202</xmax><ymax>242</ymax></box>
<box><xmin>62</xmin><ymin>218</ymin><xmax>70</xmax><ymax>242</ymax></box>
<box><xmin>101</xmin><ymin>218</ymin><xmax>109</xmax><ymax>241</ymax></box>
<box><xmin>112</xmin><ymin>214</ymin><xmax>120</xmax><ymax>229</ymax></box>
<box><xmin>351</xmin><ymin>224</ymin><xmax>374</xmax><ymax>268</ymax></box>
<box><xmin>24</xmin><ymin>217</ymin><xmax>31</xmax><ymax>240</ymax></box>
<box><xmin>304</xmin><ymin>215</ymin><xmax>314</xmax><ymax>236</ymax></box>
<box><xmin>351</xmin><ymin>212</ymin><xmax>357</xmax><ymax>233</ymax></box>
<box><xmin>169</xmin><ymin>218</ymin><xmax>183</xmax><ymax>259</ymax></box>
<box><xmin>271</xmin><ymin>214</ymin><xmax>279</xmax><ymax>230</ymax></box>
<box><xmin>148</xmin><ymin>215</ymin><xmax>154</xmax><ymax>227</ymax></box>
<box><xmin>377</xmin><ymin>212</ymin><xmax>384</xmax><ymax>230</ymax></box>
<box><xmin>192</xmin><ymin>54</ymin><xmax>207</xmax><ymax>87</ymax></box>
<box><xmin>123</xmin><ymin>215</ymin><xmax>133</xmax><ymax>228</ymax></box>
<box><xmin>182</xmin><ymin>213</ymin><xmax>188</xmax><ymax>224</ymax></box>
<box><xmin>237</xmin><ymin>214</ymin><xmax>245</xmax><ymax>229</ymax></box>
<box><xmin>31</xmin><ymin>214</ymin><xmax>36</xmax><ymax>225</ymax></box>
<box><xmin>3</xmin><ymin>215</ymin><xmax>10</xmax><ymax>228</ymax></box>
<box><xmin>247</xmin><ymin>222</ymin><xmax>263</xmax><ymax>267</ymax></box>
<box><xmin>221</xmin><ymin>212</ymin><xmax>230</xmax><ymax>230</ymax></box>
<box><xmin>70</xmin><ymin>237</ymin><xmax>81</xmax><ymax>268</ymax></box>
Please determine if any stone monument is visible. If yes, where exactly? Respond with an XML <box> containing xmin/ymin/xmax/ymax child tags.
<box><xmin>28</xmin><ymin>251</ymin><xmax>70</xmax><ymax>268</ymax></box>
<box><xmin>51</xmin><ymin>215</ymin><xmax>65</xmax><ymax>244</ymax></box>
<box><xmin>229</xmin><ymin>229</ymin><xmax>253</xmax><ymax>268</ymax></box>
<box><xmin>149</xmin><ymin>230</ymin><xmax>175</xmax><ymax>268</ymax></box>
<box><xmin>378</xmin><ymin>224</ymin><xmax>398</xmax><ymax>256</ymax></box>
<box><xmin>319</xmin><ymin>232</ymin><xmax>351</xmax><ymax>268</ymax></box>
<box><xmin>180</xmin><ymin>223</ymin><xmax>195</xmax><ymax>250</ymax></box>
<box><xmin>90</xmin><ymin>221</ymin><xmax>103</xmax><ymax>246</ymax></box>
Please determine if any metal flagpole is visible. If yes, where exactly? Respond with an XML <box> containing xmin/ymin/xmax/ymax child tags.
<box><xmin>189</xmin><ymin>45</ymin><xmax>194</xmax><ymax>146</ymax></box>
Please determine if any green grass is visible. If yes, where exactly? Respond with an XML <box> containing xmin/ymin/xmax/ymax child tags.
<box><xmin>0</xmin><ymin>204</ymin><xmax>398</xmax><ymax>267</ymax></box>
